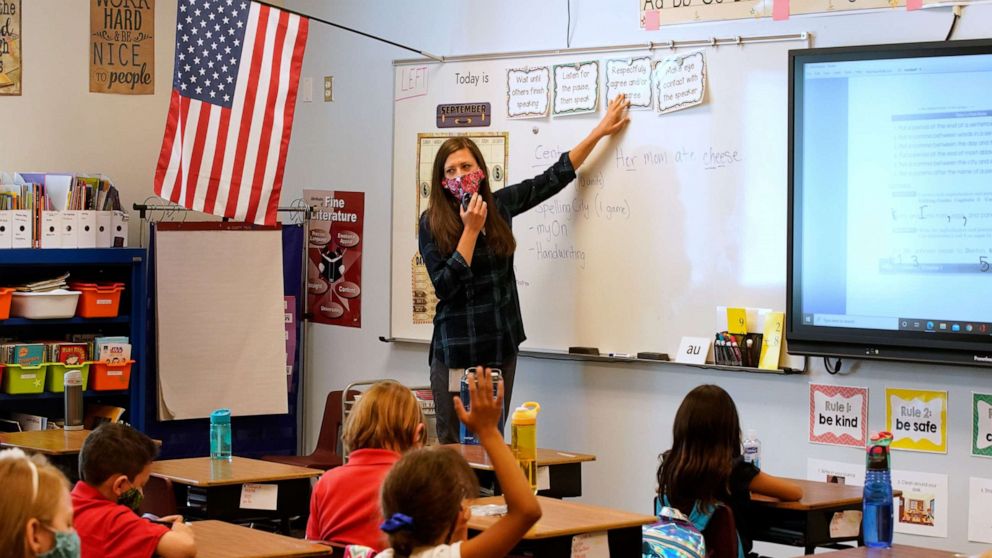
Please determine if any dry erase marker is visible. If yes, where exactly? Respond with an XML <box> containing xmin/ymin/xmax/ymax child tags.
<box><xmin>608</xmin><ymin>352</ymin><xmax>632</xmax><ymax>358</ymax></box>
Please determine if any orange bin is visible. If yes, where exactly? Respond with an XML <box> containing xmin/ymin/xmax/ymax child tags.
<box><xmin>69</xmin><ymin>282</ymin><xmax>125</xmax><ymax>318</ymax></box>
<box><xmin>0</xmin><ymin>287</ymin><xmax>12</xmax><ymax>320</ymax></box>
<box><xmin>90</xmin><ymin>360</ymin><xmax>134</xmax><ymax>391</ymax></box>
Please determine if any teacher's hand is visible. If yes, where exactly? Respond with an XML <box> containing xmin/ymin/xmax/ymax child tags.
<box><xmin>594</xmin><ymin>93</ymin><xmax>632</xmax><ymax>139</ymax></box>
<box><xmin>460</xmin><ymin>193</ymin><xmax>487</xmax><ymax>235</ymax></box>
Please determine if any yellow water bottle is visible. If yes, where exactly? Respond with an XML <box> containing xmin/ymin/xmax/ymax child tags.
<box><xmin>511</xmin><ymin>401</ymin><xmax>541</xmax><ymax>494</ymax></box>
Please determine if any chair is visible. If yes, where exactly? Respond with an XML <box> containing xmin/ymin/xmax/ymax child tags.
<box><xmin>138</xmin><ymin>476</ymin><xmax>177</xmax><ymax>517</ymax></box>
<box><xmin>262</xmin><ymin>390</ymin><xmax>351</xmax><ymax>471</ymax></box>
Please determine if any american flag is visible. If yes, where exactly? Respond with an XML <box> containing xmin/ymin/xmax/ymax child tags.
<box><xmin>154</xmin><ymin>0</ymin><xmax>308</xmax><ymax>225</ymax></box>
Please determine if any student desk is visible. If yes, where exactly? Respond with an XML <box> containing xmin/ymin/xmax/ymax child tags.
<box><xmin>0</xmin><ymin>428</ymin><xmax>93</xmax><ymax>454</ymax></box>
<box><xmin>468</xmin><ymin>495</ymin><xmax>656</xmax><ymax>557</ymax></box>
<box><xmin>750</xmin><ymin>478</ymin><xmax>903</xmax><ymax>556</ymax></box>
<box><xmin>151</xmin><ymin>457</ymin><xmax>322</xmax><ymax>532</ymax></box>
<box><xmin>192</xmin><ymin>520</ymin><xmax>331</xmax><ymax>558</ymax></box>
<box><xmin>445</xmin><ymin>443</ymin><xmax>596</xmax><ymax>498</ymax></box>
<box><xmin>789</xmin><ymin>544</ymin><xmax>961</xmax><ymax>557</ymax></box>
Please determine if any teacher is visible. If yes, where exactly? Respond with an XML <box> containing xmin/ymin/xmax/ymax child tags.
<box><xmin>419</xmin><ymin>94</ymin><xmax>631</xmax><ymax>443</ymax></box>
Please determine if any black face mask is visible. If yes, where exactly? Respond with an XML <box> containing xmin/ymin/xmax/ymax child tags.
<box><xmin>117</xmin><ymin>487</ymin><xmax>144</xmax><ymax>512</ymax></box>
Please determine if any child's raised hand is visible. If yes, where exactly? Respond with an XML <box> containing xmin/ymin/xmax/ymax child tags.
<box><xmin>454</xmin><ymin>366</ymin><xmax>504</xmax><ymax>437</ymax></box>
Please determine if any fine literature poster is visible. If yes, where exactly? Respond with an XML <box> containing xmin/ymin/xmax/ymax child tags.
<box><xmin>305</xmin><ymin>190</ymin><xmax>364</xmax><ymax>328</ymax></box>
<box><xmin>0</xmin><ymin>0</ymin><xmax>21</xmax><ymax>95</ymax></box>
<box><xmin>90</xmin><ymin>0</ymin><xmax>154</xmax><ymax>95</ymax></box>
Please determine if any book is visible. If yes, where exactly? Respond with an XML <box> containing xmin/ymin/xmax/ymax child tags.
<box><xmin>9</xmin><ymin>412</ymin><xmax>48</xmax><ymax>431</ymax></box>
<box><xmin>12</xmin><ymin>343</ymin><xmax>45</xmax><ymax>367</ymax></box>
<box><xmin>54</xmin><ymin>343</ymin><xmax>89</xmax><ymax>365</ymax></box>
<box><xmin>97</xmin><ymin>343</ymin><xmax>131</xmax><ymax>364</ymax></box>
<box><xmin>83</xmin><ymin>404</ymin><xmax>126</xmax><ymax>430</ymax></box>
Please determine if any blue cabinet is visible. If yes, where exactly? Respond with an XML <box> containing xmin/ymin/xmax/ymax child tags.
<box><xmin>0</xmin><ymin>249</ymin><xmax>149</xmax><ymax>430</ymax></box>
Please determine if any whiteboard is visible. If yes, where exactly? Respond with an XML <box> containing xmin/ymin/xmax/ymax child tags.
<box><xmin>391</xmin><ymin>42</ymin><xmax>797</xmax><ymax>357</ymax></box>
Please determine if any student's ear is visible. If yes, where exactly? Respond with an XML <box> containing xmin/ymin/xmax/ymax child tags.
<box><xmin>24</xmin><ymin>517</ymin><xmax>48</xmax><ymax>554</ymax></box>
<box><xmin>110</xmin><ymin>473</ymin><xmax>131</xmax><ymax>497</ymax></box>
<box><xmin>413</xmin><ymin>423</ymin><xmax>426</xmax><ymax>448</ymax></box>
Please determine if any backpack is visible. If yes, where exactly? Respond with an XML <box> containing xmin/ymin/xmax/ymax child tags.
<box><xmin>642</xmin><ymin>505</ymin><xmax>707</xmax><ymax>558</ymax></box>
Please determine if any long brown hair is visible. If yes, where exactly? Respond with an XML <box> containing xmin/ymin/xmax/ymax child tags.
<box><xmin>426</xmin><ymin>137</ymin><xmax>516</xmax><ymax>257</ymax></box>
<box><xmin>657</xmin><ymin>385</ymin><xmax>742</xmax><ymax>513</ymax></box>
<box><xmin>380</xmin><ymin>447</ymin><xmax>480</xmax><ymax>557</ymax></box>
<box><xmin>0</xmin><ymin>451</ymin><xmax>70</xmax><ymax>558</ymax></box>
<box><xmin>342</xmin><ymin>380</ymin><xmax>425</xmax><ymax>453</ymax></box>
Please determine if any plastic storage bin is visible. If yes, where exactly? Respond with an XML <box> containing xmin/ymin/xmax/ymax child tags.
<box><xmin>2</xmin><ymin>363</ymin><xmax>48</xmax><ymax>394</ymax></box>
<box><xmin>10</xmin><ymin>290</ymin><xmax>82</xmax><ymax>319</ymax></box>
<box><xmin>69</xmin><ymin>282</ymin><xmax>125</xmax><ymax>318</ymax></box>
<box><xmin>46</xmin><ymin>362</ymin><xmax>91</xmax><ymax>392</ymax></box>
<box><xmin>90</xmin><ymin>360</ymin><xmax>133</xmax><ymax>391</ymax></box>
<box><xmin>0</xmin><ymin>287</ymin><xmax>12</xmax><ymax>320</ymax></box>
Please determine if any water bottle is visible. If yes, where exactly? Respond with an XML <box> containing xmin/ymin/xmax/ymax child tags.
<box><xmin>63</xmin><ymin>371</ymin><xmax>84</xmax><ymax>431</ymax></box>
<box><xmin>210</xmin><ymin>408</ymin><xmax>232</xmax><ymax>461</ymax></box>
<box><xmin>863</xmin><ymin>431</ymin><xmax>894</xmax><ymax>548</ymax></box>
<box><xmin>743</xmin><ymin>429</ymin><xmax>761</xmax><ymax>469</ymax></box>
<box><xmin>459</xmin><ymin>368</ymin><xmax>503</xmax><ymax>445</ymax></box>
<box><xmin>511</xmin><ymin>401</ymin><xmax>541</xmax><ymax>493</ymax></box>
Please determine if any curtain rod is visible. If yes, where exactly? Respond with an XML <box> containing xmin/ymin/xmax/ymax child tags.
<box><xmin>394</xmin><ymin>32</ymin><xmax>810</xmax><ymax>66</ymax></box>
<box><xmin>250</xmin><ymin>0</ymin><xmax>443</xmax><ymax>62</ymax></box>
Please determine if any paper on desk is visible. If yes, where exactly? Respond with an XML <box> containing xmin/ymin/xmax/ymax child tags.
<box><xmin>829</xmin><ymin>510</ymin><xmax>862</xmax><ymax>538</ymax></box>
<box><xmin>239</xmin><ymin>483</ymin><xmax>278</xmax><ymax>510</ymax></box>
<box><xmin>571</xmin><ymin>531</ymin><xmax>608</xmax><ymax>558</ymax></box>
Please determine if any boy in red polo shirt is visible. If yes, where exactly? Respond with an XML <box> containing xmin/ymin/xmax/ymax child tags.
<box><xmin>306</xmin><ymin>381</ymin><xmax>426</xmax><ymax>551</ymax></box>
<box><xmin>71</xmin><ymin>423</ymin><xmax>196</xmax><ymax>558</ymax></box>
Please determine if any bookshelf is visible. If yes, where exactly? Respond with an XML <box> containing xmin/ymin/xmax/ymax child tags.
<box><xmin>0</xmin><ymin>249</ymin><xmax>148</xmax><ymax>430</ymax></box>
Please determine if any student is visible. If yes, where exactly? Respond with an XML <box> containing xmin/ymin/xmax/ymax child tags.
<box><xmin>70</xmin><ymin>423</ymin><xmax>195</xmax><ymax>558</ymax></box>
<box><xmin>656</xmin><ymin>385</ymin><xmax>802</xmax><ymax>558</ymax></box>
<box><xmin>306</xmin><ymin>380</ymin><xmax>427</xmax><ymax>550</ymax></box>
<box><xmin>0</xmin><ymin>449</ymin><xmax>78</xmax><ymax>558</ymax></box>
<box><xmin>420</xmin><ymin>95</ymin><xmax>631</xmax><ymax>443</ymax></box>
<box><xmin>376</xmin><ymin>368</ymin><xmax>541</xmax><ymax>558</ymax></box>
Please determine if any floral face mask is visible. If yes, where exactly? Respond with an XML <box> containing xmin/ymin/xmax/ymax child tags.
<box><xmin>442</xmin><ymin>169</ymin><xmax>485</xmax><ymax>205</ymax></box>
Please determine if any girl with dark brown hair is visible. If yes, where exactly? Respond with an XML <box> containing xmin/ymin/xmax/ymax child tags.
<box><xmin>419</xmin><ymin>95</ymin><xmax>631</xmax><ymax>443</ymax></box>
<box><xmin>656</xmin><ymin>385</ymin><xmax>802</xmax><ymax>557</ymax></box>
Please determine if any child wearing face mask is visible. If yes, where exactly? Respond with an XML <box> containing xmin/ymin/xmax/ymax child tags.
<box><xmin>419</xmin><ymin>95</ymin><xmax>631</xmax><ymax>444</ymax></box>
<box><xmin>0</xmin><ymin>448</ymin><xmax>79</xmax><ymax>558</ymax></box>
<box><xmin>70</xmin><ymin>423</ymin><xmax>195</xmax><ymax>558</ymax></box>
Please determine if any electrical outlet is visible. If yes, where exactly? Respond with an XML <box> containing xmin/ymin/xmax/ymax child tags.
<box><xmin>301</xmin><ymin>77</ymin><xmax>312</xmax><ymax>103</ymax></box>
<box><xmin>323</xmin><ymin>76</ymin><xmax>334</xmax><ymax>102</ymax></box>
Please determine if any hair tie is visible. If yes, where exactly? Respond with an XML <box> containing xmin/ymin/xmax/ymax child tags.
<box><xmin>380</xmin><ymin>513</ymin><xmax>415</xmax><ymax>534</ymax></box>
<box><xmin>0</xmin><ymin>448</ymin><xmax>38</xmax><ymax>501</ymax></box>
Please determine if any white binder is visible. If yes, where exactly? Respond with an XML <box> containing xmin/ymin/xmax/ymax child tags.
<box><xmin>96</xmin><ymin>211</ymin><xmax>113</xmax><ymax>248</ymax></box>
<box><xmin>112</xmin><ymin>210</ymin><xmax>128</xmax><ymax>247</ymax></box>
<box><xmin>11</xmin><ymin>210</ymin><xmax>32</xmax><ymax>248</ymax></box>
<box><xmin>77</xmin><ymin>211</ymin><xmax>98</xmax><ymax>248</ymax></box>
<box><xmin>41</xmin><ymin>211</ymin><xmax>62</xmax><ymax>249</ymax></box>
<box><xmin>0</xmin><ymin>211</ymin><xmax>13</xmax><ymax>249</ymax></box>
<box><xmin>60</xmin><ymin>211</ymin><xmax>79</xmax><ymax>249</ymax></box>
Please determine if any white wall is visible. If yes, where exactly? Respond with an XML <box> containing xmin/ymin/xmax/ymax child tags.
<box><xmin>284</xmin><ymin>2</ymin><xmax>992</xmax><ymax>555</ymax></box>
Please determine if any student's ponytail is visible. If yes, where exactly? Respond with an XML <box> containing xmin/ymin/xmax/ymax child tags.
<box><xmin>380</xmin><ymin>447</ymin><xmax>479</xmax><ymax>554</ymax></box>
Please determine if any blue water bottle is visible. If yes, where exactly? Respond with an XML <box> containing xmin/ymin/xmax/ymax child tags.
<box><xmin>459</xmin><ymin>368</ymin><xmax>503</xmax><ymax>445</ymax></box>
<box><xmin>863</xmin><ymin>431</ymin><xmax>894</xmax><ymax>548</ymax></box>
<box><xmin>210</xmin><ymin>408</ymin><xmax>232</xmax><ymax>461</ymax></box>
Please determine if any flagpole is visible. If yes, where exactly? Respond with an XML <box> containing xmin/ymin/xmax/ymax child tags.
<box><xmin>251</xmin><ymin>0</ymin><xmax>444</xmax><ymax>62</ymax></box>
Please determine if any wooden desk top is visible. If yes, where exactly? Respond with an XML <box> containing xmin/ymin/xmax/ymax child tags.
<box><xmin>752</xmin><ymin>479</ymin><xmax>902</xmax><ymax>511</ymax></box>
<box><xmin>790</xmin><ymin>544</ymin><xmax>962</xmax><ymax>557</ymax></box>
<box><xmin>192</xmin><ymin>520</ymin><xmax>331</xmax><ymax>557</ymax></box>
<box><xmin>0</xmin><ymin>429</ymin><xmax>93</xmax><ymax>455</ymax></box>
<box><xmin>445</xmin><ymin>444</ymin><xmax>596</xmax><ymax>470</ymax></box>
<box><xmin>150</xmin><ymin>457</ymin><xmax>322</xmax><ymax>487</ymax></box>
<box><xmin>468</xmin><ymin>496</ymin><xmax>655</xmax><ymax>540</ymax></box>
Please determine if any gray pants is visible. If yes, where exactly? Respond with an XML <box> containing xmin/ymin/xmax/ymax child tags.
<box><xmin>429</xmin><ymin>354</ymin><xmax>517</xmax><ymax>445</ymax></box>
